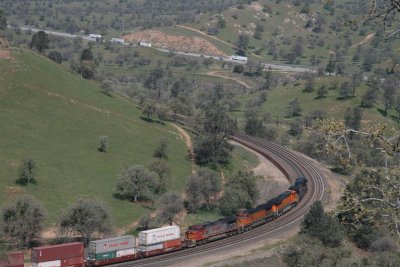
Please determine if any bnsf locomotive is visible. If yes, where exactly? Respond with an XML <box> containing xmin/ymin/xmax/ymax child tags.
<box><xmin>0</xmin><ymin>178</ymin><xmax>307</xmax><ymax>267</ymax></box>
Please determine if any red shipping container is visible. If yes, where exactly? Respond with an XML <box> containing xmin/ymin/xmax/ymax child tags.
<box><xmin>32</xmin><ymin>243</ymin><xmax>84</xmax><ymax>263</ymax></box>
<box><xmin>0</xmin><ymin>252</ymin><xmax>24</xmax><ymax>267</ymax></box>
<box><xmin>61</xmin><ymin>256</ymin><xmax>84</xmax><ymax>267</ymax></box>
<box><xmin>163</xmin><ymin>239</ymin><xmax>181</xmax><ymax>249</ymax></box>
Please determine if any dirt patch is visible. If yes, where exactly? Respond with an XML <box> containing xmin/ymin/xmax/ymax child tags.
<box><xmin>122</xmin><ymin>30</ymin><xmax>227</xmax><ymax>57</ymax></box>
<box><xmin>206</xmin><ymin>71</ymin><xmax>251</xmax><ymax>89</ymax></box>
<box><xmin>176</xmin><ymin>25</ymin><xmax>236</xmax><ymax>49</ymax></box>
<box><xmin>351</xmin><ymin>33</ymin><xmax>376</xmax><ymax>48</ymax></box>
<box><xmin>0</xmin><ymin>50</ymin><xmax>15</xmax><ymax>61</ymax></box>
<box><xmin>0</xmin><ymin>38</ymin><xmax>15</xmax><ymax>61</ymax></box>
<box><xmin>41</xmin><ymin>227</ymin><xmax>59</xmax><ymax>240</ymax></box>
<box><xmin>171</xmin><ymin>123</ymin><xmax>195</xmax><ymax>174</ymax></box>
<box><xmin>6</xmin><ymin>186</ymin><xmax>25</xmax><ymax>198</ymax></box>
<box><xmin>249</xmin><ymin>2</ymin><xmax>263</xmax><ymax>12</ymax></box>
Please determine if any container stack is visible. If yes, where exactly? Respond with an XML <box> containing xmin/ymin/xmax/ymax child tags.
<box><xmin>0</xmin><ymin>252</ymin><xmax>24</xmax><ymax>267</ymax></box>
<box><xmin>138</xmin><ymin>226</ymin><xmax>181</xmax><ymax>256</ymax></box>
<box><xmin>87</xmin><ymin>236</ymin><xmax>136</xmax><ymax>263</ymax></box>
<box><xmin>31</xmin><ymin>243</ymin><xmax>84</xmax><ymax>267</ymax></box>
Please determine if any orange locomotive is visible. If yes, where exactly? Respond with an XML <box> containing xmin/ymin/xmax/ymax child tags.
<box><xmin>237</xmin><ymin>190</ymin><xmax>298</xmax><ymax>231</ymax></box>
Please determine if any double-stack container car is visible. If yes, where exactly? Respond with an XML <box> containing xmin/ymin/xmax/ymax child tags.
<box><xmin>0</xmin><ymin>252</ymin><xmax>24</xmax><ymax>267</ymax></box>
<box><xmin>4</xmin><ymin>177</ymin><xmax>308</xmax><ymax>267</ymax></box>
<box><xmin>86</xmin><ymin>236</ymin><xmax>136</xmax><ymax>266</ymax></box>
<box><xmin>31</xmin><ymin>243</ymin><xmax>84</xmax><ymax>267</ymax></box>
<box><xmin>137</xmin><ymin>226</ymin><xmax>181</xmax><ymax>256</ymax></box>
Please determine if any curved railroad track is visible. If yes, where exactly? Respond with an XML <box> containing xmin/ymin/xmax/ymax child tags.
<box><xmin>113</xmin><ymin>133</ymin><xmax>327</xmax><ymax>267</ymax></box>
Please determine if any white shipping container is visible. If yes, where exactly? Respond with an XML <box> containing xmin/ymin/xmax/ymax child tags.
<box><xmin>111</xmin><ymin>38</ymin><xmax>125</xmax><ymax>43</ymax></box>
<box><xmin>116</xmin><ymin>248</ymin><xmax>136</xmax><ymax>257</ymax></box>
<box><xmin>137</xmin><ymin>244</ymin><xmax>163</xmax><ymax>252</ymax></box>
<box><xmin>89</xmin><ymin>34</ymin><xmax>102</xmax><ymax>39</ymax></box>
<box><xmin>89</xmin><ymin>235</ymin><xmax>135</xmax><ymax>254</ymax></box>
<box><xmin>139</xmin><ymin>41</ymin><xmax>152</xmax><ymax>47</ymax></box>
<box><xmin>32</xmin><ymin>260</ymin><xmax>61</xmax><ymax>267</ymax></box>
<box><xmin>138</xmin><ymin>226</ymin><xmax>180</xmax><ymax>245</ymax></box>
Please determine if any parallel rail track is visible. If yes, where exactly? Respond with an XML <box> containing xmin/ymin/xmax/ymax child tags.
<box><xmin>113</xmin><ymin>133</ymin><xmax>327</xmax><ymax>267</ymax></box>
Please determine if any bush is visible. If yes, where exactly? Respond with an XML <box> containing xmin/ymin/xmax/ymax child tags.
<box><xmin>98</xmin><ymin>135</ymin><xmax>108</xmax><ymax>152</ymax></box>
<box><xmin>47</xmin><ymin>51</ymin><xmax>62</xmax><ymax>64</ymax></box>
<box><xmin>16</xmin><ymin>158</ymin><xmax>38</xmax><ymax>185</ymax></box>
<box><xmin>233</xmin><ymin>65</ymin><xmax>244</xmax><ymax>73</ymax></box>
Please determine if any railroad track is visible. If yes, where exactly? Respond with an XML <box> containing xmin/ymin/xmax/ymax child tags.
<box><xmin>112</xmin><ymin>133</ymin><xmax>327</xmax><ymax>267</ymax></box>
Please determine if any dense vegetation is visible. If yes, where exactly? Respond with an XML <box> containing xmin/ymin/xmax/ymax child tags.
<box><xmin>0</xmin><ymin>0</ymin><xmax>237</xmax><ymax>34</ymax></box>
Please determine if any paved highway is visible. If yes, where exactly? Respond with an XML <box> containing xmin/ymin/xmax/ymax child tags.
<box><xmin>9</xmin><ymin>25</ymin><xmax>315</xmax><ymax>73</ymax></box>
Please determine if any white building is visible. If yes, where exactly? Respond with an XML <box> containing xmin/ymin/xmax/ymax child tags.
<box><xmin>111</xmin><ymin>38</ymin><xmax>125</xmax><ymax>44</ymax></box>
<box><xmin>89</xmin><ymin>34</ymin><xmax>102</xmax><ymax>39</ymax></box>
<box><xmin>230</xmin><ymin>55</ymin><xmax>248</xmax><ymax>62</ymax></box>
<box><xmin>139</xmin><ymin>41</ymin><xmax>152</xmax><ymax>47</ymax></box>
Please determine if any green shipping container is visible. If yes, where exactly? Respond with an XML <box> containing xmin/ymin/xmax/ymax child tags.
<box><xmin>89</xmin><ymin>251</ymin><xmax>117</xmax><ymax>260</ymax></box>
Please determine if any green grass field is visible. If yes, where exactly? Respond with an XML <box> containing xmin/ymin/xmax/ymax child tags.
<box><xmin>0</xmin><ymin>49</ymin><xmax>192</xmax><ymax>227</ymax></box>
<box><xmin>236</xmin><ymin>76</ymin><xmax>399</xmax><ymax>128</ymax></box>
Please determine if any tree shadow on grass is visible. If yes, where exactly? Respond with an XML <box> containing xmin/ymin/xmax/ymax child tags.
<box><xmin>389</xmin><ymin>114</ymin><xmax>400</xmax><ymax>123</ymax></box>
<box><xmin>99</xmin><ymin>90</ymin><xmax>113</xmax><ymax>97</ymax></box>
<box><xmin>336</xmin><ymin>96</ymin><xmax>351</xmax><ymax>101</ymax></box>
<box><xmin>140</xmin><ymin>117</ymin><xmax>165</xmax><ymax>125</ymax></box>
<box><xmin>377</xmin><ymin>108</ymin><xmax>387</xmax><ymax>117</ymax></box>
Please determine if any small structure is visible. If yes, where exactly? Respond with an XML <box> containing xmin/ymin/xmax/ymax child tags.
<box><xmin>139</xmin><ymin>41</ymin><xmax>152</xmax><ymax>47</ymax></box>
<box><xmin>89</xmin><ymin>34</ymin><xmax>102</xmax><ymax>39</ymax></box>
<box><xmin>111</xmin><ymin>38</ymin><xmax>125</xmax><ymax>44</ymax></box>
<box><xmin>230</xmin><ymin>55</ymin><xmax>248</xmax><ymax>62</ymax></box>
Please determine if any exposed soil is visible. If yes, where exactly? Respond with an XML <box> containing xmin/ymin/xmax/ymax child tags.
<box><xmin>0</xmin><ymin>50</ymin><xmax>15</xmax><ymax>61</ymax></box>
<box><xmin>0</xmin><ymin>38</ymin><xmax>15</xmax><ymax>61</ymax></box>
<box><xmin>122</xmin><ymin>30</ymin><xmax>227</xmax><ymax>57</ymax></box>
<box><xmin>206</xmin><ymin>71</ymin><xmax>251</xmax><ymax>89</ymax></box>
<box><xmin>171</xmin><ymin>123</ymin><xmax>196</xmax><ymax>174</ymax></box>
<box><xmin>249</xmin><ymin>2</ymin><xmax>263</xmax><ymax>12</ymax></box>
<box><xmin>351</xmin><ymin>33</ymin><xmax>376</xmax><ymax>48</ymax></box>
<box><xmin>176</xmin><ymin>25</ymin><xmax>236</xmax><ymax>49</ymax></box>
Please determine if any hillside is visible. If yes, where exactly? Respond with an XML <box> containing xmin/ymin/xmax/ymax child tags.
<box><xmin>0</xmin><ymin>45</ymin><xmax>192</xmax><ymax>227</ymax></box>
<box><xmin>167</xmin><ymin>0</ymin><xmax>400</xmax><ymax>70</ymax></box>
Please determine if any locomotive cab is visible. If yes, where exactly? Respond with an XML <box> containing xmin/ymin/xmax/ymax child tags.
<box><xmin>185</xmin><ymin>225</ymin><xmax>205</xmax><ymax>247</ymax></box>
<box><xmin>236</xmin><ymin>211</ymin><xmax>252</xmax><ymax>230</ymax></box>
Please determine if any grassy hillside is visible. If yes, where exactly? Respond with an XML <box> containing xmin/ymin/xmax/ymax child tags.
<box><xmin>237</xmin><ymin>76</ymin><xmax>399</xmax><ymax>126</ymax></box>
<box><xmin>0</xmin><ymin>48</ymin><xmax>192</xmax><ymax>227</ymax></box>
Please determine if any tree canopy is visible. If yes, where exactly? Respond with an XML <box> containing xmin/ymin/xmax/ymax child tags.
<box><xmin>115</xmin><ymin>165</ymin><xmax>157</xmax><ymax>202</ymax></box>
<box><xmin>1</xmin><ymin>195</ymin><xmax>46</xmax><ymax>248</ymax></box>
<box><xmin>60</xmin><ymin>197</ymin><xmax>113</xmax><ymax>245</ymax></box>
<box><xmin>194</xmin><ymin>89</ymin><xmax>236</xmax><ymax>166</ymax></box>
<box><xmin>30</xmin><ymin>31</ymin><xmax>49</xmax><ymax>53</ymax></box>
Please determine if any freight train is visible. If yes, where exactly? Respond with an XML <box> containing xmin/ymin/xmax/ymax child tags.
<box><xmin>0</xmin><ymin>177</ymin><xmax>307</xmax><ymax>267</ymax></box>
